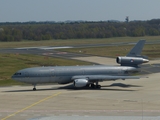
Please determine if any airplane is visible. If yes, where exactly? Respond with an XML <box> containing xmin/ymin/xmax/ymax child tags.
<box><xmin>12</xmin><ymin>40</ymin><xmax>149</xmax><ymax>91</ymax></box>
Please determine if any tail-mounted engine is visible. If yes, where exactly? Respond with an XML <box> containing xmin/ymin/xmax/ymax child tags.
<box><xmin>116</xmin><ymin>56</ymin><xmax>149</xmax><ymax>66</ymax></box>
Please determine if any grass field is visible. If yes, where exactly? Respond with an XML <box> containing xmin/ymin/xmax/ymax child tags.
<box><xmin>0</xmin><ymin>54</ymin><xmax>91</xmax><ymax>86</ymax></box>
<box><xmin>0</xmin><ymin>36</ymin><xmax>160</xmax><ymax>48</ymax></box>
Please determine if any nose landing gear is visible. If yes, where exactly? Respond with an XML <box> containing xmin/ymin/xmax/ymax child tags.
<box><xmin>33</xmin><ymin>84</ymin><xmax>36</xmax><ymax>91</ymax></box>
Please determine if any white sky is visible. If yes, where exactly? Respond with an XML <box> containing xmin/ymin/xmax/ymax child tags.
<box><xmin>0</xmin><ymin>0</ymin><xmax>160</xmax><ymax>22</ymax></box>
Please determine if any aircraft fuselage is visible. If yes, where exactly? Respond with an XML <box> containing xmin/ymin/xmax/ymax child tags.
<box><xmin>12</xmin><ymin>65</ymin><xmax>138</xmax><ymax>85</ymax></box>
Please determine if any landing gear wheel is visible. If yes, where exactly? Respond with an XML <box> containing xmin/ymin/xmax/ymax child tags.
<box><xmin>33</xmin><ymin>88</ymin><xmax>36</xmax><ymax>91</ymax></box>
<box><xmin>86</xmin><ymin>84</ymin><xmax>90</xmax><ymax>88</ymax></box>
<box><xmin>96</xmin><ymin>85</ymin><xmax>101</xmax><ymax>89</ymax></box>
<box><xmin>33</xmin><ymin>84</ymin><xmax>36</xmax><ymax>91</ymax></box>
<box><xmin>91</xmin><ymin>84</ymin><xmax>95</xmax><ymax>88</ymax></box>
<box><xmin>95</xmin><ymin>81</ymin><xmax>101</xmax><ymax>89</ymax></box>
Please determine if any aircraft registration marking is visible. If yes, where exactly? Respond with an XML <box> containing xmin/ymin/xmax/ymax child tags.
<box><xmin>1</xmin><ymin>92</ymin><xmax>62</xmax><ymax>120</ymax></box>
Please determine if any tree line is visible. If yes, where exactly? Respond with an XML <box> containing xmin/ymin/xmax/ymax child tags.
<box><xmin>0</xmin><ymin>19</ymin><xmax>160</xmax><ymax>41</ymax></box>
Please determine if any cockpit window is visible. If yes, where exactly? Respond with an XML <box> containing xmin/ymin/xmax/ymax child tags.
<box><xmin>14</xmin><ymin>73</ymin><xmax>21</xmax><ymax>75</ymax></box>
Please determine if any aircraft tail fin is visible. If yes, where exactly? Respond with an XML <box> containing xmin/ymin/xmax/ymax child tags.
<box><xmin>126</xmin><ymin>40</ymin><xmax>145</xmax><ymax>57</ymax></box>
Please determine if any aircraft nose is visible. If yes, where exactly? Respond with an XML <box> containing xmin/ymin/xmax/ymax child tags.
<box><xmin>11</xmin><ymin>72</ymin><xmax>22</xmax><ymax>81</ymax></box>
<box><xmin>11</xmin><ymin>74</ymin><xmax>17</xmax><ymax>81</ymax></box>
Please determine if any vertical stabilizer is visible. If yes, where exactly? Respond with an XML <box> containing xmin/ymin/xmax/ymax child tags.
<box><xmin>127</xmin><ymin>40</ymin><xmax>146</xmax><ymax>57</ymax></box>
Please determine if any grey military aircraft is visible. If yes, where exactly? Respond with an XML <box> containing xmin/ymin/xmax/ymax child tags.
<box><xmin>12</xmin><ymin>40</ymin><xmax>149</xmax><ymax>90</ymax></box>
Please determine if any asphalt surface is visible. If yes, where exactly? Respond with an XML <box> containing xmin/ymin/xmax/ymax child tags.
<box><xmin>0</xmin><ymin>48</ymin><xmax>91</xmax><ymax>59</ymax></box>
<box><xmin>30</xmin><ymin>115</ymin><xmax>160</xmax><ymax>120</ymax></box>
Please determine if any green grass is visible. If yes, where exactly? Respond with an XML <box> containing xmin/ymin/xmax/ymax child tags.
<box><xmin>0</xmin><ymin>54</ymin><xmax>92</xmax><ymax>86</ymax></box>
<box><xmin>0</xmin><ymin>36</ymin><xmax>160</xmax><ymax>48</ymax></box>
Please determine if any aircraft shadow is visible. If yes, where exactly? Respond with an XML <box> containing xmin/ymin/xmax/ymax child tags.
<box><xmin>3</xmin><ymin>83</ymin><xmax>140</xmax><ymax>92</ymax></box>
<box><xmin>103</xmin><ymin>83</ymin><xmax>142</xmax><ymax>88</ymax></box>
<box><xmin>56</xmin><ymin>83</ymin><xmax>140</xmax><ymax>91</ymax></box>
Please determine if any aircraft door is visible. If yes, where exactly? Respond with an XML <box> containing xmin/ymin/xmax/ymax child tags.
<box><xmin>24</xmin><ymin>72</ymin><xmax>30</xmax><ymax>82</ymax></box>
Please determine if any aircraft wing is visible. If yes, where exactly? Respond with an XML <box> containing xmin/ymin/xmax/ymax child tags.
<box><xmin>72</xmin><ymin>75</ymin><xmax>140</xmax><ymax>81</ymax></box>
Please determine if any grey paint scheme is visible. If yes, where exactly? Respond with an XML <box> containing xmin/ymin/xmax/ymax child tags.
<box><xmin>127</xmin><ymin>40</ymin><xmax>145</xmax><ymax>57</ymax></box>
<box><xmin>12</xmin><ymin>65</ymin><xmax>139</xmax><ymax>84</ymax></box>
<box><xmin>12</xmin><ymin>40</ymin><xmax>149</xmax><ymax>90</ymax></box>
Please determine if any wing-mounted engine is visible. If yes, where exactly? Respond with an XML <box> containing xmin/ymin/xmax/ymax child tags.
<box><xmin>116</xmin><ymin>56</ymin><xmax>149</xmax><ymax>66</ymax></box>
<box><xmin>74</xmin><ymin>79</ymin><xmax>88</xmax><ymax>88</ymax></box>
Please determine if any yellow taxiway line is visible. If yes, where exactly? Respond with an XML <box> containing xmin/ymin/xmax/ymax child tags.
<box><xmin>1</xmin><ymin>92</ymin><xmax>62</xmax><ymax>120</ymax></box>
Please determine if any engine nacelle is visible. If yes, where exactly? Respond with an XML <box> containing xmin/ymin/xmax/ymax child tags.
<box><xmin>74</xmin><ymin>79</ymin><xmax>88</xmax><ymax>88</ymax></box>
<box><xmin>116</xmin><ymin>56</ymin><xmax>149</xmax><ymax>66</ymax></box>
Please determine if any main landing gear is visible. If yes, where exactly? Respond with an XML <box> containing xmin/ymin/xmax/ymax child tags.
<box><xmin>89</xmin><ymin>81</ymin><xmax>101</xmax><ymax>89</ymax></box>
<box><xmin>33</xmin><ymin>84</ymin><xmax>36</xmax><ymax>91</ymax></box>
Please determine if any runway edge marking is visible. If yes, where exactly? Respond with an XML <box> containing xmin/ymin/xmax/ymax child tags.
<box><xmin>1</xmin><ymin>92</ymin><xmax>62</xmax><ymax>120</ymax></box>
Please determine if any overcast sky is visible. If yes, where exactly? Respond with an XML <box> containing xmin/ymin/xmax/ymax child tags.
<box><xmin>0</xmin><ymin>0</ymin><xmax>160</xmax><ymax>22</ymax></box>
